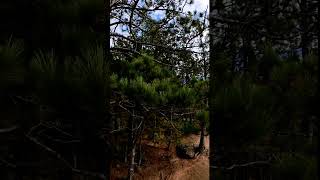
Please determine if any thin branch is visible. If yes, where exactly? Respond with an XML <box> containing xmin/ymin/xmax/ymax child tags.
<box><xmin>40</xmin><ymin>132</ymin><xmax>81</xmax><ymax>144</ymax></box>
<box><xmin>111</xmin><ymin>32</ymin><xmax>204</xmax><ymax>53</ymax></box>
<box><xmin>210</xmin><ymin>161</ymin><xmax>270</xmax><ymax>170</ymax></box>
<box><xmin>41</xmin><ymin>122</ymin><xmax>74</xmax><ymax>137</ymax></box>
<box><xmin>0</xmin><ymin>158</ymin><xmax>16</xmax><ymax>168</ymax></box>
<box><xmin>118</xmin><ymin>101</ymin><xmax>133</xmax><ymax>114</ymax></box>
<box><xmin>129</xmin><ymin>0</ymin><xmax>139</xmax><ymax>41</ymax></box>
<box><xmin>131</xmin><ymin>119</ymin><xmax>143</xmax><ymax>132</ymax></box>
<box><xmin>108</xmin><ymin>127</ymin><xmax>128</xmax><ymax>134</ymax></box>
<box><xmin>173</xmin><ymin>112</ymin><xmax>196</xmax><ymax>116</ymax></box>
<box><xmin>71</xmin><ymin>168</ymin><xmax>106</xmax><ymax>179</ymax></box>
<box><xmin>158</xmin><ymin>111</ymin><xmax>180</xmax><ymax>132</ymax></box>
<box><xmin>26</xmin><ymin>134</ymin><xmax>72</xmax><ymax>167</ymax></box>
<box><xmin>0</xmin><ymin>125</ymin><xmax>18</xmax><ymax>133</ymax></box>
<box><xmin>26</xmin><ymin>134</ymin><xmax>106</xmax><ymax>179</ymax></box>
<box><xmin>111</xmin><ymin>47</ymin><xmax>177</xmax><ymax>67</ymax></box>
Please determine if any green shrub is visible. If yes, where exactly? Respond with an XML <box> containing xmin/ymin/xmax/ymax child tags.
<box><xmin>180</xmin><ymin>121</ymin><xmax>200</xmax><ymax>134</ymax></box>
<box><xmin>271</xmin><ymin>153</ymin><xmax>317</xmax><ymax>180</ymax></box>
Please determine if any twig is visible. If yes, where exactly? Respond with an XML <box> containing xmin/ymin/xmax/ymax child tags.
<box><xmin>158</xmin><ymin>111</ymin><xmax>180</xmax><ymax>132</ymax></box>
<box><xmin>131</xmin><ymin>119</ymin><xmax>144</xmax><ymax>132</ymax></box>
<box><xmin>71</xmin><ymin>168</ymin><xmax>106</xmax><ymax>179</ymax></box>
<box><xmin>118</xmin><ymin>101</ymin><xmax>132</xmax><ymax>114</ymax></box>
<box><xmin>26</xmin><ymin>123</ymin><xmax>43</xmax><ymax>136</ymax></box>
<box><xmin>0</xmin><ymin>125</ymin><xmax>18</xmax><ymax>133</ymax></box>
<box><xmin>40</xmin><ymin>133</ymin><xmax>80</xmax><ymax>144</ymax></box>
<box><xmin>26</xmin><ymin>134</ymin><xmax>72</xmax><ymax>167</ymax></box>
<box><xmin>173</xmin><ymin>112</ymin><xmax>196</xmax><ymax>116</ymax></box>
<box><xmin>0</xmin><ymin>158</ymin><xmax>16</xmax><ymax>168</ymax></box>
<box><xmin>210</xmin><ymin>161</ymin><xmax>270</xmax><ymax>170</ymax></box>
<box><xmin>141</xmin><ymin>104</ymin><xmax>150</xmax><ymax>112</ymax></box>
<box><xmin>108</xmin><ymin>127</ymin><xmax>128</xmax><ymax>134</ymax></box>
<box><xmin>26</xmin><ymin>134</ymin><xmax>106</xmax><ymax>179</ymax></box>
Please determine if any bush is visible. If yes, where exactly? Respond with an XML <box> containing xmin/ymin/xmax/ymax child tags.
<box><xmin>180</xmin><ymin>121</ymin><xmax>200</xmax><ymax>134</ymax></box>
<box><xmin>213</xmin><ymin>77</ymin><xmax>275</xmax><ymax>145</ymax></box>
<box><xmin>271</xmin><ymin>153</ymin><xmax>317</xmax><ymax>180</ymax></box>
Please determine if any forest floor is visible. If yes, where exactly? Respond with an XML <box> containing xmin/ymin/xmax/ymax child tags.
<box><xmin>111</xmin><ymin>134</ymin><xmax>209</xmax><ymax>180</ymax></box>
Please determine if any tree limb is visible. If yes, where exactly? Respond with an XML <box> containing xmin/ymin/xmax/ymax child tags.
<box><xmin>0</xmin><ymin>125</ymin><xmax>18</xmax><ymax>133</ymax></box>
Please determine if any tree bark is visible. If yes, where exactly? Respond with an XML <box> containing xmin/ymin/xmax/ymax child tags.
<box><xmin>300</xmin><ymin>0</ymin><xmax>309</xmax><ymax>59</ymax></box>
<box><xmin>128</xmin><ymin>145</ymin><xmax>136</xmax><ymax>180</ymax></box>
<box><xmin>308</xmin><ymin>117</ymin><xmax>314</xmax><ymax>144</ymax></box>
<box><xmin>128</xmin><ymin>110</ymin><xmax>135</xmax><ymax>180</ymax></box>
<box><xmin>198</xmin><ymin>118</ymin><xmax>205</xmax><ymax>151</ymax></box>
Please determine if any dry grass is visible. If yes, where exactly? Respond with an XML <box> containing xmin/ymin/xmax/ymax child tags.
<box><xmin>111</xmin><ymin>134</ymin><xmax>209</xmax><ymax>180</ymax></box>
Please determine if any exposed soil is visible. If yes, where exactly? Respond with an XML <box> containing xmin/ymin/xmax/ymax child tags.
<box><xmin>111</xmin><ymin>134</ymin><xmax>209</xmax><ymax>180</ymax></box>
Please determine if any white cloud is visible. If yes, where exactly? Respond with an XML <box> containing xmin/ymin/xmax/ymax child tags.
<box><xmin>184</xmin><ymin>0</ymin><xmax>209</xmax><ymax>13</ymax></box>
<box><xmin>149</xmin><ymin>0</ymin><xmax>209</xmax><ymax>21</ymax></box>
<box><xmin>183</xmin><ymin>0</ymin><xmax>209</xmax><ymax>53</ymax></box>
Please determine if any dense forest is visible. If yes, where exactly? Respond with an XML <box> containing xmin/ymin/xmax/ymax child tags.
<box><xmin>209</xmin><ymin>0</ymin><xmax>318</xmax><ymax>179</ymax></box>
<box><xmin>0</xmin><ymin>0</ymin><xmax>318</xmax><ymax>180</ymax></box>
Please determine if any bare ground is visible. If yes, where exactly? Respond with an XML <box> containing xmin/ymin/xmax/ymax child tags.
<box><xmin>111</xmin><ymin>134</ymin><xmax>209</xmax><ymax>180</ymax></box>
<box><xmin>168</xmin><ymin>134</ymin><xmax>209</xmax><ymax>180</ymax></box>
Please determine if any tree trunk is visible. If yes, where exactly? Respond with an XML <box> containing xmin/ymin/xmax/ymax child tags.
<box><xmin>138</xmin><ymin>135</ymin><xmax>143</xmax><ymax>166</ymax></box>
<box><xmin>127</xmin><ymin>110</ymin><xmax>135</xmax><ymax>180</ymax></box>
<box><xmin>198</xmin><ymin>119</ymin><xmax>205</xmax><ymax>151</ymax></box>
<box><xmin>128</xmin><ymin>144</ymin><xmax>136</xmax><ymax>180</ymax></box>
<box><xmin>308</xmin><ymin>117</ymin><xmax>314</xmax><ymax>144</ymax></box>
<box><xmin>153</xmin><ymin>117</ymin><xmax>157</xmax><ymax>144</ymax></box>
<box><xmin>125</xmin><ymin>145</ymin><xmax>128</xmax><ymax>163</ymax></box>
<box><xmin>300</xmin><ymin>0</ymin><xmax>309</xmax><ymax>59</ymax></box>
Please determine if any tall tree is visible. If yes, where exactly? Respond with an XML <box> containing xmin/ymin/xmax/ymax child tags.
<box><xmin>110</xmin><ymin>0</ymin><xmax>208</xmax><ymax>80</ymax></box>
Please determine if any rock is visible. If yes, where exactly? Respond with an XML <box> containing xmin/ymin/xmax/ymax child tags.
<box><xmin>176</xmin><ymin>144</ymin><xmax>195</xmax><ymax>159</ymax></box>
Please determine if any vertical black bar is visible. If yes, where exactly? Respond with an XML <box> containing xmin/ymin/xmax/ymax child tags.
<box><xmin>104</xmin><ymin>0</ymin><xmax>112</xmax><ymax>179</ymax></box>
<box><xmin>317</xmin><ymin>0</ymin><xmax>320</xmax><ymax>179</ymax></box>
<box><xmin>209</xmin><ymin>0</ymin><xmax>215</xmax><ymax>179</ymax></box>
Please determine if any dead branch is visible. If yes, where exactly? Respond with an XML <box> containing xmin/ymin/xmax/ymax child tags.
<box><xmin>0</xmin><ymin>125</ymin><xmax>18</xmax><ymax>133</ymax></box>
<box><xmin>210</xmin><ymin>161</ymin><xmax>270</xmax><ymax>170</ymax></box>
<box><xmin>26</xmin><ymin>134</ymin><xmax>106</xmax><ymax>179</ymax></box>
<box><xmin>158</xmin><ymin>111</ymin><xmax>180</xmax><ymax>132</ymax></box>
<box><xmin>0</xmin><ymin>158</ymin><xmax>16</xmax><ymax>168</ymax></box>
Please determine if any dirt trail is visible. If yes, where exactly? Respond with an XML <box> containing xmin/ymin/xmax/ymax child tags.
<box><xmin>168</xmin><ymin>134</ymin><xmax>209</xmax><ymax>180</ymax></box>
<box><xmin>168</xmin><ymin>156</ymin><xmax>209</xmax><ymax>180</ymax></box>
<box><xmin>111</xmin><ymin>134</ymin><xmax>209</xmax><ymax>180</ymax></box>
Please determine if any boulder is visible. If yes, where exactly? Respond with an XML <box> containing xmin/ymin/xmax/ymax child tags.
<box><xmin>176</xmin><ymin>144</ymin><xmax>195</xmax><ymax>159</ymax></box>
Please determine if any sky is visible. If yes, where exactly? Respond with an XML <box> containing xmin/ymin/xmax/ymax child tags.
<box><xmin>184</xmin><ymin>0</ymin><xmax>209</xmax><ymax>14</ymax></box>
<box><xmin>112</xmin><ymin>0</ymin><xmax>209</xmax><ymax>29</ymax></box>
<box><xmin>151</xmin><ymin>0</ymin><xmax>209</xmax><ymax>20</ymax></box>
